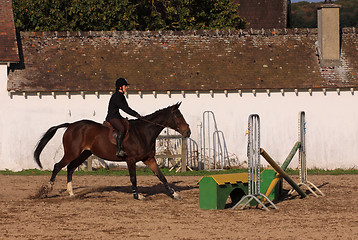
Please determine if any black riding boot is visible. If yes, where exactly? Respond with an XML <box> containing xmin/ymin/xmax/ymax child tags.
<box><xmin>116</xmin><ymin>133</ymin><xmax>126</xmax><ymax>157</ymax></box>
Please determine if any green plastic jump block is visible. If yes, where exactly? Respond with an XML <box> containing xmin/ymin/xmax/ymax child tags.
<box><xmin>198</xmin><ymin>169</ymin><xmax>282</xmax><ymax>210</ymax></box>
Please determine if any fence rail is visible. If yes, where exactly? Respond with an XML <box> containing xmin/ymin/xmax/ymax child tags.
<box><xmin>155</xmin><ymin>134</ymin><xmax>199</xmax><ymax>172</ymax></box>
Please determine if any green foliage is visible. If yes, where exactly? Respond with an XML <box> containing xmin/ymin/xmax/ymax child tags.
<box><xmin>12</xmin><ymin>0</ymin><xmax>137</xmax><ymax>31</ymax></box>
<box><xmin>291</xmin><ymin>0</ymin><xmax>358</xmax><ymax>28</ymax></box>
<box><xmin>290</xmin><ymin>1</ymin><xmax>320</xmax><ymax>28</ymax></box>
<box><xmin>12</xmin><ymin>0</ymin><xmax>246</xmax><ymax>31</ymax></box>
<box><xmin>155</xmin><ymin>0</ymin><xmax>246</xmax><ymax>30</ymax></box>
<box><xmin>338</xmin><ymin>0</ymin><xmax>358</xmax><ymax>28</ymax></box>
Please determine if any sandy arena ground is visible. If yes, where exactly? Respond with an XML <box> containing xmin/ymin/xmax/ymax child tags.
<box><xmin>0</xmin><ymin>174</ymin><xmax>357</xmax><ymax>239</ymax></box>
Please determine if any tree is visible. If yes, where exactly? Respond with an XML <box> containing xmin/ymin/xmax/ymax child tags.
<box><xmin>338</xmin><ymin>0</ymin><xmax>358</xmax><ymax>28</ymax></box>
<box><xmin>12</xmin><ymin>0</ymin><xmax>247</xmax><ymax>31</ymax></box>
<box><xmin>290</xmin><ymin>0</ymin><xmax>358</xmax><ymax>28</ymax></box>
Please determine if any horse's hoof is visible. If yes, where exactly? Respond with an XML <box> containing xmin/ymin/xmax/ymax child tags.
<box><xmin>134</xmin><ymin>193</ymin><xmax>145</xmax><ymax>200</ymax></box>
<box><xmin>138</xmin><ymin>193</ymin><xmax>145</xmax><ymax>200</ymax></box>
<box><xmin>173</xmin><ymin>192</ymin><xmax>182</xmax><ymax>200</ymax></box>
<box><xmin>35</xmin><ymin>184</ymin><xmax>53</xmax><ymax>198</ymax></box>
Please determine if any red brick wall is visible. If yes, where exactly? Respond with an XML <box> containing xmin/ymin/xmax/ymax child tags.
<box><xmin>0</xmin><ymin>0</ymin><xmax>19</xmax><ymax>62</ymax></box>
<box><xmin>7</xmin><ymin>28</ymin><xmax>358</xmax><ymax>92</ymax></box>
<box><xmin>234</xmin><ymin>0</ymin><xmax>289</xmax><ymax>29</ymax></box>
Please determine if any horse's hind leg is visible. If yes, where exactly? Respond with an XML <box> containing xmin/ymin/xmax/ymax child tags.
<box><xmin>144</xmin><ymin>157</ymin><xmax>182</xmax><ymax>200</ymax></box>
<box><xmin>36</xmin><ymin>153</ymin><xmax>77</xmax><ymax>198</ymax></box>
<box><xmin>49</xmin><ymin>153</ymin><xmax>75</xmax><ymax>183</ymax></box>
<box><xmin>46</xmin><ymin>143</ymin><xmax>83</xmax><ymax>193</ymax></box>
<box><xmin>66</xmin><ymin>150</ymin><xmax>92</xmax><ymax>197</ymax></box>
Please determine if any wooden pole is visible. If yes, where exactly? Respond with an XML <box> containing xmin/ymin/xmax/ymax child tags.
<box><xmin>261</xmin><ymin>148</ymin><xmax>306</xmax><ymax>198</ymax></box>
<box><xmin>87</xmin><ymin>156</ymin><xmax>93</xmax><ymax>171</ymax></box>
<box><xmin>264</xmin><ymin>142</ymin><xmax>301</xmax><ymax>197</ymax></box>
<box><xmin>181</xmin><ymin>137</ymin><xmax>187</xmax><ymax>172</ymax></box>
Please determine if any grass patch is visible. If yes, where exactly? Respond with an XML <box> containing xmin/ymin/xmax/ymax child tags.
<box><xmin>0</xmin><ymin>167</ymin><xmax>248</xmax><ymax>177</ymax></box>
<box><xmin>0</xmin><ymin>167</ymin><xmax>357</xmax><ymax>176</ymax></box>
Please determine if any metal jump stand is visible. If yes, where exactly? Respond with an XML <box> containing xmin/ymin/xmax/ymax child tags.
<box><xmin>232</xmin><ymin>114</ymin><xmax>277</xmax><ymax>211</ymax></box>
<box><xmin>289</xmin><ymin>112</ymin><xmax>325</xmax><ymax>197</ymax></box>
<box><xmin>201</xmin><ymin>111</ymin><xmax>230</xmax><ymax>170</ymax></box>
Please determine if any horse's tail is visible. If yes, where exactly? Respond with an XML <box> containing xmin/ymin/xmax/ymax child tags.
<box><xmin>34</xmin><ymin>123</ymin><xmax>70</xmax><ymax>169</ymax></box>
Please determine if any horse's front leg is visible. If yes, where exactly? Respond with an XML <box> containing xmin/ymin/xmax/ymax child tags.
<box><xmin>144</xmin><ymin>157</ymin><xmax>182</xmax><ymax>200</ymax></box>
<box><xmin>127</xmin><ymin>161</ymin><xmax>145</xmax><ymax>200</ymax></box>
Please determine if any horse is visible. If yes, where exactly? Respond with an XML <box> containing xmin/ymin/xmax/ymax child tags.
<box><xmin>34</xmin><ymin>102</ymin><xmax>191</xmax><ymax>200</ymax></box>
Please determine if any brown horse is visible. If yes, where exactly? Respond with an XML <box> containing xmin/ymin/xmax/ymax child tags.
<box><xmin>34</xmin><ymin>102</ymin><xmax>191</xmax><ymax>200</ymax></box>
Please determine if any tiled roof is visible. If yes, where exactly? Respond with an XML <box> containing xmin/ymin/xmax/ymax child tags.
<box><xmin>7</xmin><ymin>28</ymin><xmax>358</xmax><ymax>92</ymax></box>
<box><xmin>0</xmin><ymin>0</ymin><xmax>19</xmax><ymax>63</ymax></box>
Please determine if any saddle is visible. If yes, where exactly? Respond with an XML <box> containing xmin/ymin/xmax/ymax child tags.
<box><xmin>103</xmin><ymin>119</ymin><xmax>130</xmax><ymax>145</ymax></box>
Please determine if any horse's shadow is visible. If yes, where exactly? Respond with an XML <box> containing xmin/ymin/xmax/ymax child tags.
<box><xmin>55</xmin><ymin>181</ymin><xmax>197</xmax><ymax>200</ymax></box>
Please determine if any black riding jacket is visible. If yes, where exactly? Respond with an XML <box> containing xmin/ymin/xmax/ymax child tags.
<box><xmin>106</xmin><ymin>91</ymin><xmax>140</xmax><ymax>121</ymax></box>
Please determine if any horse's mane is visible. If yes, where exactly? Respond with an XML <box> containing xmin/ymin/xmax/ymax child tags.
<box><xmin>130</xmin><ymin>102</ymin><xmax>181</xmax><ymax>123</ymax></box>
<box><xmin>145</xmin><ymin>103</ymin><xmax>178</xmax><ymax>119</ymax></box>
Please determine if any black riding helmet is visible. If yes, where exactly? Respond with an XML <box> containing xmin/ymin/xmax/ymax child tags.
<box><xmin>115</xmin><ymin>78</ymin><xmax>129</xmax><ymax>90</ymax></box>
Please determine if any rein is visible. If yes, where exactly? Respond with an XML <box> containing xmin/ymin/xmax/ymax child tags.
<box><xmin>139</xmin><ymin>118</ymin><xmax>168</xmax><ymax>128</ymax></box>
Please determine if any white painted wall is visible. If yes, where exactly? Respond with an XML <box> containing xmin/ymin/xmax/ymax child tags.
<box><xmin>1</xmin><ymin>65</ymin><xmax>357</xmax><ymax>170</ymax></box>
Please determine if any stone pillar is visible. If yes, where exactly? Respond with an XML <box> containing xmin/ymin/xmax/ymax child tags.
<box><xmin>317</xmin><ymin>3</ymin><xmax>340</xmax><ymax>67</ymax></box>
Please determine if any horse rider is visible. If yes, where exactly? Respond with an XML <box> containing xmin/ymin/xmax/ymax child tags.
<box><xmin>106</xmin><ymin>78</ymin><xmax>142</xmax><ymax>157</ymax></box>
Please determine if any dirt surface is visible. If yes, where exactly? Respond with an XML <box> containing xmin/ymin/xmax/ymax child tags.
<box><xmin>0</xmin><ymin>174</ymin><xmax>357</xmax><ymax>239</ymax></box>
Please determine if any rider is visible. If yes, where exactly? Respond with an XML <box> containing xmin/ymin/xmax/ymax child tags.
<box><xmin>106</xmin><ymin>78</ymin><xmax>142</xmax><ymax>157</ymax></box>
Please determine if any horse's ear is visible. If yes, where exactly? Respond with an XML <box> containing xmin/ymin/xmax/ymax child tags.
<box><xmin>171</xmin><ymin>102</ymin><xmax>181</xmax><ymax>111</ymax></box>
<box><xmin>175</xmin><ymin>102</ymin><xmax>182</xmax><ymax>109</ymax></box>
